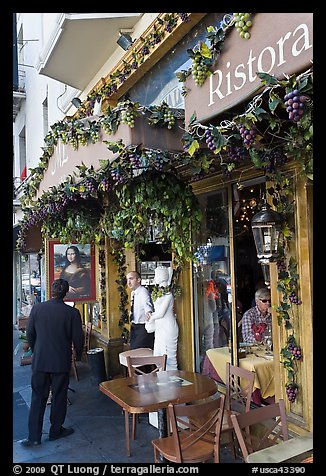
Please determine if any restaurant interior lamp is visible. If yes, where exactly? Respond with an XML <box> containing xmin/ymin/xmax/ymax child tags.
<box><xmin>71</xmin><ymin>97</ymin><xmax>82</xmax><ymax>108</ymax></box>
<box><xmin>251</xmin><ymin>202</ymin><xmax>283</xmax><ymax>263</ymax></box>
<box><xmin>117</xmin><ymin>32</ymin><xmax>133</xmax><ymax>51</ymax></box>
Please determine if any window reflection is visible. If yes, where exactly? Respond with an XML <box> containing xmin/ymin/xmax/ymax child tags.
<box><xmin>193</xmin><ymin>189</ymin><xmax>231</xmax><ymax>372</ymax></box>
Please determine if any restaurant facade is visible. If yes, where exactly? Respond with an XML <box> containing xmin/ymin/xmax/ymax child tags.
<box><xmin>14</xmin><ymin>12</ymin><xmax>313</xmax><ymax>436</ymax></box>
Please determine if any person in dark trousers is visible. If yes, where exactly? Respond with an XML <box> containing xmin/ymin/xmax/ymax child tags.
<box><xmin>20</xmin><ymin>279</ymin><xmax>85</xmax><ymax>447</ymax></box>
<box><xmin>127</xmin><ymin>271</ymin><xmax>154</xmax><ymax>349</ymax></box>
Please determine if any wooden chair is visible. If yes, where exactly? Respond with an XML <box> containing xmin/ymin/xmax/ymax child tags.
<box><xmin>220</xmin><ymin>362</ymin><xmax>255</xmax><ymax>458</ymax></box>
<box><xmin>83</xmin><ymin>322</ymin><xmax>93</xmax><ymax>363</ymax></box>
<box><xmin>230</xmin><ymin>398</ymin><xmax>289</xmax><ymax>462</ymax></box>
<box><xmin>124</xmin><ymin>354</ymin><xmax>167</xmax><ymax>449</ymax></box>
<box><xmin>152</xmin><ymin>393</ymin><xmax>225</xmax><ymax>463</ymax></box>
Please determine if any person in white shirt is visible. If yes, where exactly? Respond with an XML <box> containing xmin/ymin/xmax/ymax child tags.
<box><xmin>127</xmin><ymin>271</ymin><xmax>154</xmax><ymax>349</ymax></box>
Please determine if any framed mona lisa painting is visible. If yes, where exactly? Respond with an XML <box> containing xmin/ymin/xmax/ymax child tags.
<box><xmin>47</xmin><ymin>240</ymin><xmax>97</xmax><ymax>302</ymax></box>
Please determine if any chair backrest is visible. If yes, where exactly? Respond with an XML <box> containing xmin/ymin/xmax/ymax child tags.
<box><xmin>225</xmin><ymin>362</ymin><xmax>255</xmax><ymax>413</ymax></box>
<box><xmin>84</xmin><ymin>322</ymin><xmax>93</xmax><ymax>353</ymax></box>
<box><xmin>168</xmin><ymin>393</ymin><xmax>225</xmax><ymax>463</ymax></box>
<box><xmin>230</xmin><ymin>398</ymin><xmax>289</xmax><ymax>461</ymax></box>
<box><xmin>126</xmin><ymin>354</ymin><xmax>167</xmax><ymax>376</ymax></box>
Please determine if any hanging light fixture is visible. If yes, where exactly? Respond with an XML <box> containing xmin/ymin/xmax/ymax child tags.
<box><xmin>71</xmin><ymin>97</ymin><xmax>82</xmax><ymax>109</ymax></box>
<box><xmin>117</xmin><ymin>31</ymin><xmax>133</xmax><ymax>51</ymax></box>
<box><xmin>251</xmin><ymin>201</ymin><xmax>283</xmax><ymax>263</ymax></box>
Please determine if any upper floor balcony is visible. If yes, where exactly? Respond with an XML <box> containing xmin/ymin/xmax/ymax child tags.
<box><xmin>13</xmin><ymin>68</ymin><xmax>26</xmax><ymax>120</ymax></box>
<box><xmin>36</xmin><ymin>13</ymin><xmax>142</xmax><ymax>90</ymax></box>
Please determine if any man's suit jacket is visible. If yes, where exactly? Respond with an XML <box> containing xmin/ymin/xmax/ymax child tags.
<box><xmin>27</xmin><ymin>298</ymin><xmax>85</xmax><ymax>373</ymax></box>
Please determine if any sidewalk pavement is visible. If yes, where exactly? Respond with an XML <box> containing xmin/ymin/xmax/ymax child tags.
<box><xmin>13</xmin><ymin>327</ymin><xmax>240</xmax><ymax>464</ymax></box>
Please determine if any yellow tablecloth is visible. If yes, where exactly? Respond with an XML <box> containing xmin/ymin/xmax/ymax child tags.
<box><xmin>206</xmin><ymin>347</ymin><xmax>275</xmax><ymax>399</ymax></box>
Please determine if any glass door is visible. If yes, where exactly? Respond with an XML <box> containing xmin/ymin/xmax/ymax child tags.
<box><xmin>193</xmin><ymin>188</ymin><xmax>231</xmax><ymax>372</ymax></box>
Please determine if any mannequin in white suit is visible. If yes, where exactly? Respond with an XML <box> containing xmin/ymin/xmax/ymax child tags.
<box><xmin>145</xmin><ymin>266</ymin><xmax>179</xmax><ymax>370</ymax></box>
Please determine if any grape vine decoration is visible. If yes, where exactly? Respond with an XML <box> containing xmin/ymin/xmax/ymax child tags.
<box><xmin>233</xmin><ymin>13</ymin><xmax>253</xmax><ymax>39</ymax></box>
<box><xmin>284</xmin><ymin>88</ymin><xmax>310</xmax><ymax>123</ymax></box>
<box><xmin>281</xmin><ymin>334</ymin><xmax>303</xmax><ymax>403</ymax></box>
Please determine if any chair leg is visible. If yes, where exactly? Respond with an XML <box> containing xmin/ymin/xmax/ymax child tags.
<box><xmin>124</xmin><ymin>409</ymin><xmax>131</xmax><ymax>457</ymax></box>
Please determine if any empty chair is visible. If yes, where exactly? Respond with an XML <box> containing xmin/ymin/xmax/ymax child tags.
<box><xmin>152</xmin><ymin>393</ymin><xmax>225</xmax><ymax>463</ymax></box>
<box><xmin>125</xmin><ymin>354</ymin><xmax>167</xmax><ymax>449</ymax></box>
<box><xmin>126</xmin><ymin>354</ymin><xmax>167</xmax><ymax>377</ymax></box>
<box><xmin>230</xmin><ymin>398</ymin><xmax>289</xmax><ymax>462</ymax></box>
<box><xmin>222</xmin><ymin>362</ymin><xmax>255</xmax><ymax>452</ymax></box>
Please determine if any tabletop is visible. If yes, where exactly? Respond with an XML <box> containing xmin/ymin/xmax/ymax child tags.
<box><xmin>119</xmin><ymin>347</ymin><xmax>153</xmax><ymax>367</ymax></box>
<box><xmin>246</xmin><ymin>434</ymin><xmax>313</xmax><ymax>463</ymax></box>
<box><xmin>206</xmin><ymin>346</ymin><xmax>275</xmax><ymax>399</ymax></box>
<box><xmin>99</xmin><ymin>369</ymin><xmax>218</xmax><ymax>414</ymax></box>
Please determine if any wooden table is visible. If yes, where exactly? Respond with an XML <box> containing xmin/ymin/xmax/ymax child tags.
<box><xmin>99</xmin><ymin>370</ymin><xmax>218</xmax><ymax>456</ymax></box>
<box><xmin>206</xmin><ymin>347</ymin><xmax>275</xmax><ymax>400</ymax></box>
<box><xmin>246</xmin><ymin>434</ymin><xmax>313</xmax><ymax>463</ymax></box>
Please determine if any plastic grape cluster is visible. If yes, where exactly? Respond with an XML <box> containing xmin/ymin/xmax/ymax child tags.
<box><xmin>284</xmin><ymin>89</ymin><xmax>308</xmax><ymax>123</ymax></box>
<box><xmin>121</xmin><ymin>109</ymin><xmax>135</xmax><ymax>127</ymax></box>
<box><xmin>129</xmin><ymin>152</ymin><xmax>141</xmax><ymax>169</ymax></box>
<box><xmin>233</xmin><ymin>13</ymin><xmax>253</xmax><ymax>39</ymax></box>
<box><xmin>286</xmin><ymin>382</ymin><xmax>298</xmax><ymax>403</ymax></box>
<box><xmin>264</xmin><ymin>149</ymin><xmax>288</xmax><ymax>173</ymax></box>
<box><xmin>289</xmin><ymin>292</ymin><xmax>302</xmax><ymax>305</ymax></box>
<box><xmin>238</xmin><ymin>123</ymin><xmax>257</xmax><ymax>147</ymax></box>
<box><xmin>288</xmin><ymin>343</ymin><xmax>303</xmax><ymax>360</ymax></box>
<box><xmin>192</xmin><ymin>57</ymin><xmax>210</xmax><ymax>86</ymax></box>
<box><xmin>163</xmin><ymin>111</ymin><xmax>175</xmax><ymax>129</ymax></box>
<box><xmin>204</xmin><ymin>129</ymin><xmax>217</xmax><ymax>151</ymax></box>
<box><xmin>179</xmin><ymin>13</ymin><xmax>189</xmax><ymax>23</ymax></box>
<box><xmin>99</xmin><ymin>177</ymin><xmax>111</xmax><ymax>192</ymax></box>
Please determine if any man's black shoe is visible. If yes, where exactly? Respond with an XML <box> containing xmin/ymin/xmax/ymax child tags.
<box><xmin>49</xmin><ymin>427</ymin><xmax>74</xmax><ymax>441</ymax></box>
<box><xmin>20</xmin><ymin>439</ymin><xmax>41</xmax><ymax>447</ymax></box>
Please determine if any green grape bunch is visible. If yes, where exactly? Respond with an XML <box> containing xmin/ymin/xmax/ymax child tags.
<box><xmin>192</xmin><ymin>54</ymin><xmax>211</xmax><ymax>86</ymax></box>
<box><xmin>121</xmin><ymin>108</ymin><xmax>136</xmax><ymax>127</ymax></box>
<box><xmin>233</xmin><ymin>13</ymin><xmax>253</xmax><ymax>40</ymax></box>
<box><xmin>189</xmin><ymin>41</ymin><xmax>213</xmax><ymax>87</ymax></box>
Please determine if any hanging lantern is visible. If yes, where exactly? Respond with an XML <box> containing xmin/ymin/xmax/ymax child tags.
<box><xmin>251</xmin><ymin>202</ymin><xmax>283</xmax><ymax>262</ymax></box>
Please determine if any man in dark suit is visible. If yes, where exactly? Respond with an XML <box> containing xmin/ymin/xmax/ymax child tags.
<box><xmin>20</xmin><ymin>279</ymin><xmax>85</xmax><ymax>447</ymax></box>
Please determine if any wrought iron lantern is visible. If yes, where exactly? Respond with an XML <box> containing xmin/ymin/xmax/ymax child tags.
<box><xmin>251</xmin><ymin>202</ymin><xmax>283</xmax><ymax>263</ymax></box>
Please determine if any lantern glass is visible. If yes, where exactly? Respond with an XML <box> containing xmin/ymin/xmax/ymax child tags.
<box><xmin>260</xmin><ymin>260</ymin><xmax>271</xmax><ymax>288</ymax></box>
<box><xmin>251</xmin><ymin>203</ymin><xmax>282</xmax><ymax>262</ymax></box>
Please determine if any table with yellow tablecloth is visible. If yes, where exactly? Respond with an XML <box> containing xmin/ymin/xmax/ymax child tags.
<box><xmin>206</xmin><ymin>346</ymin><xmax>275</xmax><ymax>400</ymax></box>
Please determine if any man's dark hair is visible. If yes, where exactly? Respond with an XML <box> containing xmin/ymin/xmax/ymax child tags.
<box><xmin>51</xmin><ymin>279</ymin><xmax>69</xmax><ymax>299</ymax></box>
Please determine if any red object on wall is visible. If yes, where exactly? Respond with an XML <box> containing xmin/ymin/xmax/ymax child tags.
<box><xmin>21</xmin><ymin>165</ymin><xmax>27</xmax><ymax>181</ymax></box>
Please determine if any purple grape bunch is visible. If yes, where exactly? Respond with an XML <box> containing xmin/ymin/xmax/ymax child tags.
<box><xmin>129</xmin><ymin>152</ymin><xmax>141</xmax><ymax>170</ymax></box>
<box><xmin>204</xmin><ymin>129</ymin><xmax>217</xmax><ymax>151</ymax></box>
<box><xmin>284</xmin><ymin>89</ymin><xmax>308</xmax><ymax>123</ymax></box>
<box><xmin>225</xmin><ymin>144</ymin><xmax>246</xmax><ymax>164</ymax></box>
<box><xmin>286</xmin><ymin>382</ymin><xmax>298</xmax><ymax>403</ymax></box>
<box><xmin>277</xmin><ymin>259</ymin><xmax>287</xmax><ymax>274</ymax></box>
<box><xmin>179</xmin><ymin>13</ymin><xmax>190</xmax><ymax>23</ymax></box>
<box><xmin>264</xmin><ymin>148</ymin><xmax>288</xmax><ymax>173</ymax></box>
<box><xmin>238</xmin><ymin>123</ymin><xmax>257</xmax><ymax>148</ymax></box>
<box><xmin>288</xmin><ymin>343</ymin><xmax>303</xmax><ymax>361</ymax></box>
<box><xmin>289</xmin><ymin>292</ymin><xmax>302</xmax><ymax>305</ymax></box>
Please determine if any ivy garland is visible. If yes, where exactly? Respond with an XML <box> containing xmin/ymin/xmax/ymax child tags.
<box><xmin>16</xmin><ymin>14</ymin><xmax>313</xmax><ymax>401</ymax></box>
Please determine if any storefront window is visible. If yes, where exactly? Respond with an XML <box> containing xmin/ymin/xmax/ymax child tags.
<box><xmin>20</xmin><ymin>253</ymin><xmax>41</xmax><ymax>305</ymax></box>
<box><xmin>193</xmin><ymin>189</ymin><xmax>231</xmax><ymax>372</ymax></box>
<box><xmin>193</xmin><ymin>178</ymin><xmax>267</xmax><ymax>372</ymax></box>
